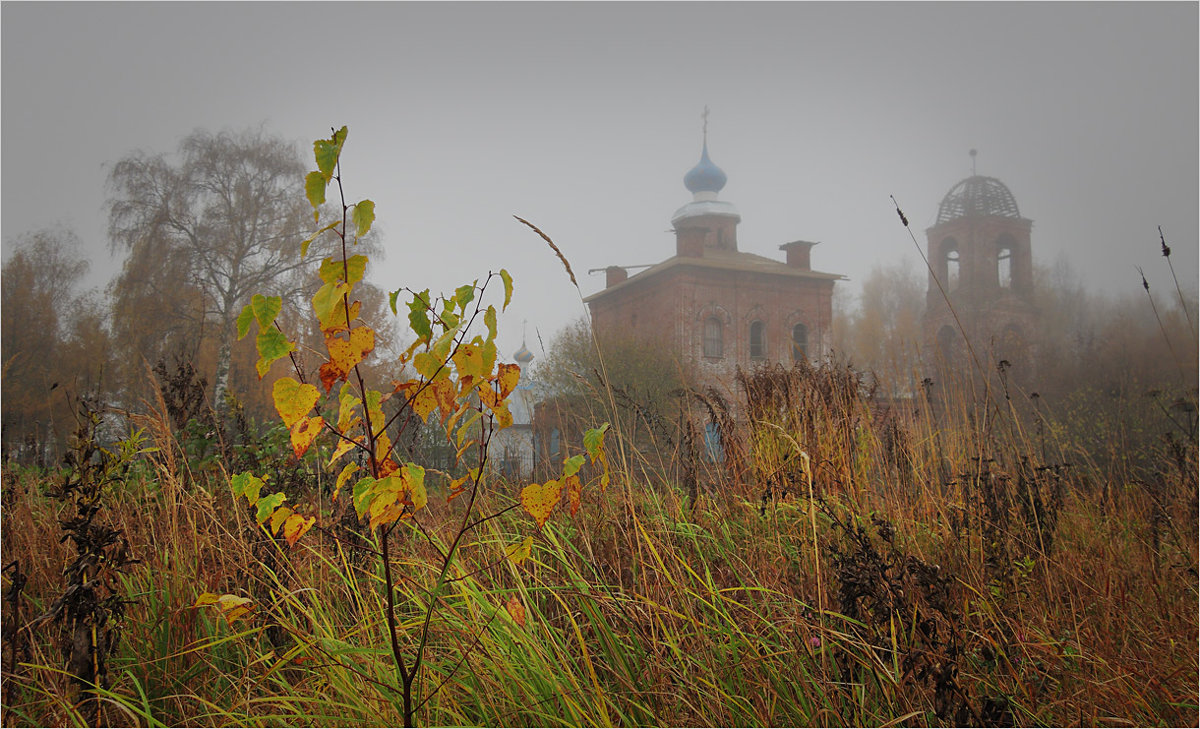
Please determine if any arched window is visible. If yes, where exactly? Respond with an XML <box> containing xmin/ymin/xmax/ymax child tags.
<box><xmin>791</xmin><ymin>323</ymin><xmax>809</xmax><ymax>361</ymax></box>
<box><xmin>749</xmin><ymin>320</ymin><xmax>766</xmax><ymax>359</ymax></box>
<box><xmin>946</xmin><ymin>246</ymin><xmax>961</xmax><ymax>291</ymax></box>
<box><xmin>703</xmin><ymin>317</ymin><xmax>723</xmax><ymax>358</ymax></box>
<box><xmin>997</xmin><ymin>244</ymin><xmax>1013</xmax><ymax>289</ymax></box>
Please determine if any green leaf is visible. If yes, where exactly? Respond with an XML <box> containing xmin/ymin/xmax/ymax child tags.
<box><xmin>256</xmin><ymin>492</ymin><xmax>288</xmax><ymax>525</ymax></box>
<box><xmin>352</xmin><ymin>476</ymin><xmax>376</xmax><ymax>520</ymax></box>
<box><xmin>408</xmin><ymin>291</ymin><xmax>433</xmax><ymax>342</ymax></box>
<box><xmin>584</xmin><ymin>423</ymin><xmax>610</xmax><ymax>461</ymax></box>
<box><xmin>231</xmin><ymin>472</ymin><xmax>264</xmax><ymax>504</ymax></box>
<box><xmin>250</xmin><ymin>294</ymin><xmax>282</xmax><ymax>330</ymax></box>
<box><xmin>562</xmin><ymin>454</ymin><xmax>586</xmax><ymax>479</ymax></box>
<box><xmin>305</xmin><ymin>170</ymin><xmax>326</xmax><ymax>209</ymax></box>
<box><xmin>236</xmin><ymin>304</ymin><xmax>255</xmax><ymax>340</ymax></box>
<box><xmin>256</xmin><ymin>327</ymin><xmax>296</xmax><ymax>378</ymax></box>
<box><xmin>314</xmin><ymin>126</ymin><xmax>347</xmax><ymax>180</ymax></box>
<box><xmin>499</xmin><ymin>269</ymin><xmax>514</xmax><ymax>311</ymax></box>
<box><xmin>318</xmin><ymin>254</ymin><xmax>368</xmax><ymax>287</ymax></box>
<box><xmin>353</xmin><ymin>200</ymin><xmax>375</xmax><ymax>238</ymax></box>
<box><xmin>455</xmin><ymin>283</ymin><xmax>476</xmax><ymax>311</ymax></box>
<box><xmin>301</xmin><ymin>220</ymin><xmax>340</xmax><ymax>259</ymax></box>
<box><xmin>389</xmin><ymin>289</ymin><xmax>401</xmax><ymax>316</ymax></box>
<box><xmin>312</xmin><ymin>281</ymin><xmax>351</xmax><ymax>330</ymax></box>
<box><xmin>484</xmin><ymin>305</ymin><xmax>497</xmax><ymax>342</ymax></box>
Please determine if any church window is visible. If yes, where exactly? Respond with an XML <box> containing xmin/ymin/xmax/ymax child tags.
<box><xmin>791</xmin><ymin>323</ymin><xmax>809</xmax><ymax>361</ymax></box>
<box><xmin>703</xmin><ymin>317</ymin><xmax>723</xmax><ymax>358</ymax></box>
<box><xmin>749</xmin><ymin>320</ymin><xmax>766</xmax><ymax>359</ymax></box>
<box><xmin>997</xmin><ymin>240</ymin><xmax>1013</xmax><ymax>289</ymax></box>
<box><xmin>946</xmin><ymin>246</ymin><xmax>961</xmax><ymax>291</ymax></box>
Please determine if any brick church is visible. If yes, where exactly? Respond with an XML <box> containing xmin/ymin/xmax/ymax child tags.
<box><xmin>922</xmin><ymin>160</ymin><xmax>1038</xmax><ymax>383</ymax></box>
<box><xmin>584</xmin><ymin>131</ymin><xmax>844</xmax><ymax>389</ymax></box>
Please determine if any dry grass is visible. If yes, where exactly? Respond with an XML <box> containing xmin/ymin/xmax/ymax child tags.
<box><xmin>1</xmin><ymin>363</ymin><xmax>1196</xmax><ymax>727</ymax></box>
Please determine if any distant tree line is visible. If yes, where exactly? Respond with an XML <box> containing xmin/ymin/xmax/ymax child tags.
<box><xmin>2</xmin><ymin>127</ymin><xmax>395</xmax><ymax>462</ymax></box>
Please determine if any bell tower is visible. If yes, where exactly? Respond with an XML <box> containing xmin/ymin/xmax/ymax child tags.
<box><xmin>923</xmin><ymin>152</ymin><xmax>1038</xmax><ymax>383</ymax></box>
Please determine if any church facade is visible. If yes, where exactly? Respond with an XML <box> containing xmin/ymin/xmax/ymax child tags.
<box><xmin>584</xmin><ymin>137</ymin><xmax>844</xmax><ymax>391</ymax></box>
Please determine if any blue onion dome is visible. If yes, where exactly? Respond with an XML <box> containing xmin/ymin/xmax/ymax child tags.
<box><xmin>683</xmin><ymin>142</ymin><xmax>727</xmax><ymax>194</ymax></box>
<box><xmin>937</xmin><ymin>176</ymin><xmax>1021</xmax><ymax>224</ymax></box>
<box><xmin>513</xmin><ymin>344</ymin><xmax>534</xmax><ymax>364</ymax></box>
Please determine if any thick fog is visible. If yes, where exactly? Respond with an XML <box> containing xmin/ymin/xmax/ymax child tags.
<box><xmin>3</xmin><ymin>2</ymin><xmax>1196</xmax><ymax>361</ymax></box>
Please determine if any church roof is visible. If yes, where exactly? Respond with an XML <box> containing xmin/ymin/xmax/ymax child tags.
<box><xmin>936</xmin><ymin>175</ymin><xmax>1022</xmax><ymax>223</ymax></box>
<box><xmin>683</xmin><ymin>141</ymin><xmax>728</xmax><ymax>194</ymax></box>
<box><xmin>583</xmin><ymin>248</ymin><xmax>843</xmax><ymax>304</ymax></box>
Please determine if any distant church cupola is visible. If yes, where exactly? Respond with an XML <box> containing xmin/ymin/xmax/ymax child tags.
<box><xmin>673</xmin><ymin>108</ymin><xmax>741</xmax><ymax>256</ymax></box>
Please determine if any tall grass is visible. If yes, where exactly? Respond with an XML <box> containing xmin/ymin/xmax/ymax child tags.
<box><xmin>2</xmin><ymin>348</ymin><xmax>1195</xmax><ymax>727</ymax></box>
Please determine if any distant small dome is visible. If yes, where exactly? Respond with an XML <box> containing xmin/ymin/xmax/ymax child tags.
<box><xmin>513</xmin><ymin>344</ymin><xmax>533</xmax><ymax>364</ymax></box>
<box><xmin>683</xmin><ymin>142</ymin><xmax>727</xmax><ymax>194</ymax></box>
<box><xmin>937</xmin><ymin>176</ymin><xmax>1021</xmax><ymax>223</ymax></box>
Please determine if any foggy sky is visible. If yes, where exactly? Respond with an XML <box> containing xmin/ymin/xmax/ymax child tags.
<box><xmin>3</xmin><ymin>2</ymin><xmax>1197</xmax><ymax>365</ymax></box>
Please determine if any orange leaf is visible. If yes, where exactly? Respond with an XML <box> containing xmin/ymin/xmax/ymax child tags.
<box><xmin>377</xmin><ymin>458</ymin><xmax>400</xmax><ymax>478</ymax></box>
<box><xmin>496</xmin><ymin>362</ymin><xmax>521</xmax><ymax>399</ymax></box>
<box><xmin>282</xmin><ymin>513</ymin><xmax>316</xmax><ymax>546</ymax></box>
<box><xmin>290</xmin><ymin>416</ymin><xmax>323</xmax><ymax>458</ymax></box>
<box><xmin>506</xmin><ymin>594</ymin><xmax>526</xmax><ymax>628</ymax></box>
<box><xmin>565</xmin><ymin>474</ymin><xmax>582</xmax><ymax>516</ymax></box>
<box><xmin>520</xmin><ymin>479</ymin><xmax>562</xmax><ymax>528</ymax></box>
<box><xmin>274</xmin><ymin>377</ymin><xmax>320</xmax><ymax>428</ymax></box>
<box><xmin>322</xmin><ymin>326</ymin><xmax>376</xmax><ymax>391</ymax></box>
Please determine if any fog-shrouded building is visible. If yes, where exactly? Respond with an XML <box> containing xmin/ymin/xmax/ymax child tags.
<box><xmin>584</xmin><ymin>134</ymin><xmax>844</xmax><ymax>391</ymax></box>
<box><xmin>922</xmin><ymin>167</ymin><xmax>1038</xmax><ymax>384</ymax></box>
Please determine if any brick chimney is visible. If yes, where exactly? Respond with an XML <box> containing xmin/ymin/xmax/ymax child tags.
<box><xmin>780</xmin><ymin>240</ymin><xmax>818</xmax><ymax>270</ymax></box>
<box><xmin>605</xmin><ymin>265</ymin><xmax>628</xmax><ymax>287</ymax></box>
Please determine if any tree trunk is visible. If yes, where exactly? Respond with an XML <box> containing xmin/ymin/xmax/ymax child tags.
<box><xmin>212</xmin><ymin>317</ymin><xmax>235</xmax><ymax>441</ymax></box>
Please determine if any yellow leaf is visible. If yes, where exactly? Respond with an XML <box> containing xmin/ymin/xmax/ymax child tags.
<box><xmin>506</xmin><ymin>594</ymin><xmax>526</xmax><ymax>628</ymax></box>
<box><xmin>368</xmin><ymin>489</ymin><xmax>405</xmax><ymax>531</ymax></box>
<box><xmin>328</xmin><ymin>435</ymin><xmax>361</xmax><ymax>467</ymax></box>
<box><xmin>411</xmin><ymin>384</ymin><xmax>439</xmax><ymax>422</ymax></box>
<box><xmin>333</xmin><ymin>462</ymin><xmax>359</xmax><ymax>499</ymax></box>
<box><xmin>195</xmin><ymin>593</ymin><xmax>255</xmax><ymax>624</ymax></box>
<box><xmin>282</xmin><ymin>513</ymin><xmax>316</xmax><ymax>546</ymax></box>
<box><xmin>374</xmin><ymin>430</ymin><xmax>393</xmax><ymax>466</ymax></box>
<box><xmin>337</xmin><ymin>386</ymin><xmax>361</xmax><ymax>431</ymax></box>
<box><xmin>273</xmin><ymin>377</ymin><xmax>320</xmax><ymax>428</ymax></box>
<box><xmin>446</xmin><ymin>473</ymin><xmax>471</xmax><ymax>503</ymax></box>
<box><xmin>404</xmin><ymin>463</ymin><xmax>427</xmax><ymax>511</ymax></box>
<box><xmin>493</xmin><ymin>402</ymin><xmax>513</xmax><ymax>430</ymax></box>
<box><xmin>270</xmin><ymin>506</ymin><xmax>294</xmax><ymax>535</ymax></box>
<box><xmin>453</xmin><ymin>342</ymin><xmax>485</xmax><ymax>379</ymax></box>
<box><xmin>290</xmin><ymin>416</ymin><xmax>324</xmax><ymax>458</ymax></box>
<box><xmin>504</xmin><ymin>536</ymin><xmax>533</xmax><ymax>566</ymax></box>
<box><xmin>520</xmin><ymin>479</ymin><xmax>562</xmax><ymax>528</ymax></box>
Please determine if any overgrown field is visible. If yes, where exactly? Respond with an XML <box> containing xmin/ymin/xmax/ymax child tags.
<box><xmin>2</xmin><ymin>362</ymin><xmax>1196</xmax><ymax>728</ymax></box>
